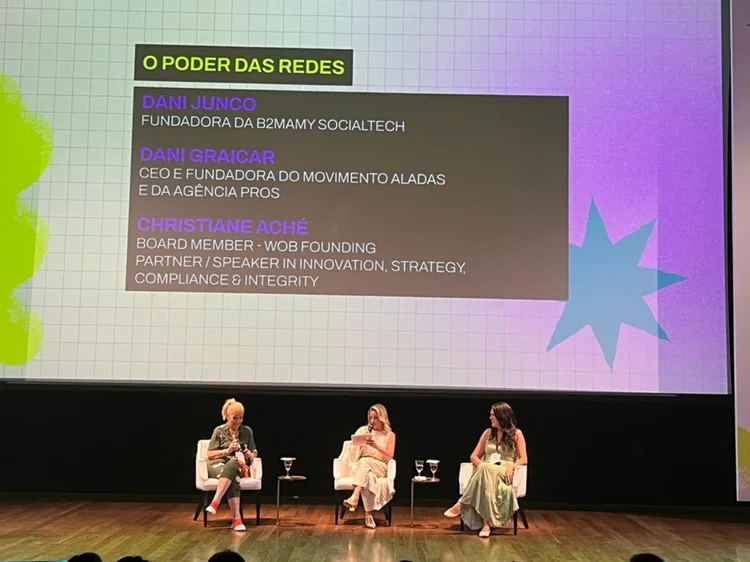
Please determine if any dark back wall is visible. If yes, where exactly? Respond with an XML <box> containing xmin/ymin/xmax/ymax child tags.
<box><xmin>0</xmin><ymin>383</ymin><xmax>738</xmax><ymax>508</ymax></box>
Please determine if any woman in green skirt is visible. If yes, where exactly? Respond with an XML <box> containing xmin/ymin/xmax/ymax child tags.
<box><xmin>443</xmin><ymin>402</ymin><xmax>528</xmax><ymax>537</ymax></box>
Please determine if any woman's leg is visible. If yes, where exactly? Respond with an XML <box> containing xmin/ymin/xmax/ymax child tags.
<box><xmin>209</xmin><ymin>478</ymin><xmax>232</xmax><ymax>508</ymax></box>
<box><xmin>344</xmin><ymin>462</ymin><xmax>365</xmax><ymax>509</ymax></box>
<box><xmin>207</xmin><ymin>460</ymin><xmax>241</xmax><ymax>515</ymax></box>
<box><xmin>445</xmin><ymin>467</ymin><xmax>484</xmax><ymax>517</ymax></box>
<box><xmin>446</xmin><ymin>463</ymin><xmax>507</xmax><ymax>532</ymax></box>
<box><xmin>226</xmin><ymin>484</ymin><xmax>244</xmax><ymax>530</ymax></box>
<box><xmin>206</xmin><ymin>461</ymin><xmax>230</xmax><ymax>512</ymax></box>
<box><xmin>344</xmin><ymin>486</ymin><xmax>362</xmax><ymax>509</ymax></box>
<box><xmin>227</xmin><ymin>496</ymin><xmax>241</xmax><ymax>519</ymax></box>
<box><xmin>222</xmin><ymin>462</ymin><xmax>245</xmax><ymax>530</ymax></box>
<box><xmin>361</xmin><ymin>489</ymin><xmax>377</xmax><ymax>528</ymax></box>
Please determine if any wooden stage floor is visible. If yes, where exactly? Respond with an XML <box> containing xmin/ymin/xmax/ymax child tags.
<box><xmin>1</xmin><ymin>500</ymin><xmax>749</xmax><ymax>562</ymax></box>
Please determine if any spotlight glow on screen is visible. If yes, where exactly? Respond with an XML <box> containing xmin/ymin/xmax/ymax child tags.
<box><xmin>0</xmin><ymin>0</ymin><xmax>727</xmax><ymax>394</ymax></box>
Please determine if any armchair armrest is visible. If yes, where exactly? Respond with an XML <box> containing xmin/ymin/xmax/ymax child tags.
<box><xmin>386</xmin><ymin>459</ymin><xmax>397</xmax><ymax>482</ymax></box>
<box><xmin>458</xmin><ymin>462</ymin><xmax>474</xmax><ymax>495</ymax></box>
<box><xmin>334</xmin><ymin>441</ymin><xmax>352</xmax><ymax>480</ymax></box>
<box><xmin>196</xmin><ymin>440</ymin><xmax>210</xmax><ymax>487</ymax></box>
<box><xmin>334</xmin><ymin>458</ymin><xmax>349</xmax><ymax>479</ymax></box>
<box><xmin>251</xmin><ymin>457</ymin><xmax>263</xmax><ymax>480</ymax></box>
<box><xmin>513</xmin><ymin>464</ymin><xmax>527</xmax><ymax>497</ymax></box>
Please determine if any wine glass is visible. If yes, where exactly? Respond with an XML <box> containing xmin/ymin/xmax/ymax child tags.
<box><xmin>281</xmin><ymin>457</ymin><xmax>295</xmax><ymax>477</ymax></box>
<box><xmin>427</xmin><ymin>459</ymin><xmax>440</xmax><ymax>479</ymax></box>
<box><xmin>415</xmin><ymin>459</ymin><xmax>424</xmax><ymax>479</ymax></box>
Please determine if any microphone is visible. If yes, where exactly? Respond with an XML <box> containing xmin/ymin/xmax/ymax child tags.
<box><xmin>367</xmin><ymin>424</ymin><xmax>373</xmax><ymax>433</ymax></box>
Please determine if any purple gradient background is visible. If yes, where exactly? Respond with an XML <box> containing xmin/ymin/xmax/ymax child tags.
<box><xmin>453</xmin><ymin>0</ymin><xmax>726</xmax><ymax>393</ymax></box>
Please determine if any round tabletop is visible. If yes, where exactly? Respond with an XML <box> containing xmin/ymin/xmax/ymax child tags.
<box><xmin>278</xmin><ymin>475</ymin><xmax>307</xmax><ymax>481</ymax></box>
<box><xmin>412</xmin><ymin>477</ymin><xmax>440</xmax><ymax>484</ymax></box>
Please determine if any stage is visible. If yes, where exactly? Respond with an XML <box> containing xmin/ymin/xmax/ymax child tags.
<box><xmin>1</xmin><ymin>500</ymin><xmax>749</xmax><ymax>562</ymax></box>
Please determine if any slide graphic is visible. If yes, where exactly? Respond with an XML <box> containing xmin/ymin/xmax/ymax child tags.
<box><xmin>548</xmin><ymin>202</ymin><xmax>687</xmax><ymax>369</ymax></box>
<box><xmin>133</xmin><ymin>44</ymin><xmax>355</xmax><ymax>86</ymax></box>
<box><xmin>127</xmin><ymin>87</ymin><xmax>569</xmax><ymax>300</ymax></box>
<box><xmin>0</xmin><ymin>73</ymin><xmax>53</xmax><ymax>366</ymax></box>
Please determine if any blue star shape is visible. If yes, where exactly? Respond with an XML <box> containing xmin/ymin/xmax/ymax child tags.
<box><xmin>547</xmin><ymin>201</ymin><xmax>687</xmax><ymax>369</ymax></box>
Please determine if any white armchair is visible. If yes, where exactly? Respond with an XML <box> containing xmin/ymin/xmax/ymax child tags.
<box><xmin>458</xmin><ymin>462</ymin><xmax>529</xmax><ymax>534</ymax></box>
<box><xmin>333</xmin><ymin>440</ymin><xmax>396</xmax><ymax>526</ymax></box>
<box><xmin>193</xmin><ymin>439</ymin><xmax>263</xmax><ymax>527</ymax></box>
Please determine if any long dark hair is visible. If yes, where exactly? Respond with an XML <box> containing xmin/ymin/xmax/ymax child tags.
<box><xmin>489</xmin><ymin>402</ymin><xmax>517</xmax><ymax>451</ymax></box>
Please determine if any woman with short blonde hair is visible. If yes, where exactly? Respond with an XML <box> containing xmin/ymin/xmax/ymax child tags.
<box><xmin>204</xmin><ymin>398</ymin><xmax>258</xmax><ymax>532</ymax></box>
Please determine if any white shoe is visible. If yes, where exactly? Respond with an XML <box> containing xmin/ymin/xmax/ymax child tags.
<box><xmin>232</xmin><ymin>519</ymin><xmax>246</xmax><ymax>532</ymax></box>
<box><xmin>479</xmin><ymin>527</ymin><xmax>491</xmax><ymax>538</ymax></box>
<box><xmin>443</xmin><ymin>504</ymin><xmax>462</xmax><ymax>518</ymax></box>
<box><xmin>205</xmin><ymin>504</ymin><xmax>217</xmax><ymax>515</ymax></box>
<box><xmin>365</xmin><ymin>515</ymin><xmax>376</xmax><ymax>529</ymax></box>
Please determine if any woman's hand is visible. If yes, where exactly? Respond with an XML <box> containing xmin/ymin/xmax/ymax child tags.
<box><xmin>227</xmin><ymin>441</ymin><xmax>240</xmax><ymax>454</ymax></box>
<box><xmin>244</xmin><ymin>449</ymin><xmax>256</xmax><ymax>461</ymax></box>
<box><xmin>504</xmin><ymin>465</ymin><xmax>515</xmax><ymax>485</ymax></box>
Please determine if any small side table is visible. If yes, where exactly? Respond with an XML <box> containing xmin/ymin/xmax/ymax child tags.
<box><xmin>276</xmin><ymin>475</ymin><xmax>306</xmax><ymax>525</ymax></box>
<box><xmin>410</xmin><ymin>477</ymin><xmax>440</xmax><ymax>526</ymax></box>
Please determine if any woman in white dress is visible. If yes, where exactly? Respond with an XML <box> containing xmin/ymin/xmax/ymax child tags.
<box><xmin>342</xmin><ymin>403</ymin><xmax>397</xmax><ymax>528</ymax></box>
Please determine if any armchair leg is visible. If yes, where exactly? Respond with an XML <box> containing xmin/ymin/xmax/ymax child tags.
<box><xmin>256</xmin><ymin>490</ymin><xmax>261</xmax><ymax>526</ymax></box>
<box><xmin>460</xmin><ymin>519</ymin><xmax>464</xmax><ymax>531</ymax></box>
<box><xmin>203</xmin><ymin>492</ymin><xmax>210</xmax><ymax>527</ymax></box>
<box><xmin>518</xmin><ymin>508</ymin><xmax>529</xmax><ymax>530</ymax></box>
<box><xmin>513</xmin><ymin>511</ymin><xmax>518</xmax><ymax>535</ymax></box>
<box><xmin>334</xmin><ymin>492</ymin><xmax>339</xmax><ymax>525</ymax></box>
<box><xmin>335</xmin><ymin>491</ymin><xmax>349</xmax><ymax>523</ymax></box>
<box><xmin>385</xmin><ymin>502</ymin><xmax>392</xmax><ymax>527</ymax></box>
<box><xmin>239</xmin><ymin>494</ymin><xmax>244</xmax><ymax>521</ymax></box>
<box><xmin>193</xmin><ymin>493</ymin><xmax>205</xmax><ymax>521</ymax></box>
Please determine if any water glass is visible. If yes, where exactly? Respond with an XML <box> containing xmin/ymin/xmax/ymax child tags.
<box><xmin>281</xmin><ymin>457</ymin><xmax>295</xmax><ymax>477</ymax></box>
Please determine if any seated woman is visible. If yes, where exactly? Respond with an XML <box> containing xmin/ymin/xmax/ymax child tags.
<box><xmin>342</xmin><ymin>403</ymin><xmax>397</xmax><ymax>529</ymax></box>
<box><xmin>444</xmin><ymin>401</ymin><xmax>528</xmax><ymax>537</ymax></box>
<box><xmin>204</xmin><ymin>398</ymin><xmax>258</xmax><ymax>532</ymax></box>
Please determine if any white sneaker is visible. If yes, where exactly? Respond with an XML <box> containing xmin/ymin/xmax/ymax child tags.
<box><xmin>205</xmin><ymin>504</ymin><xmax>217</xmax><ymax>515</ymax></box>
<box><xmin>232</xmin><ymin>519</ymin><xmax>246</xmax><ymax>532</ymax></box>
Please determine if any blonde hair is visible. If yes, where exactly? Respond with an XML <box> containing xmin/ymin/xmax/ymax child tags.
<box><xmin>221</xmin><ymin>398</ymin><xmax>244</xmax><ymax>421</ymax></box>
<box><xmin>369</xmin><ymin>403</ymin><xmax>392</xmax><ymax>432</ymax></box>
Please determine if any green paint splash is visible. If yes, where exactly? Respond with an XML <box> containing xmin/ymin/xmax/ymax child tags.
<box><xmin>0</xmin><ymin>73</ymin><xmax>53</xmax><ymax>366</ymax></box>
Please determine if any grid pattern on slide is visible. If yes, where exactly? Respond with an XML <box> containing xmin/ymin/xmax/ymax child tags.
<box><xmin>0</xmin><ymin>0</ymin><xmax>727</xmax><ymax>393</ymax></box>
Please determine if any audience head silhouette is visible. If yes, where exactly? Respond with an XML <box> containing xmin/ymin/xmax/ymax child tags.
<box><xmin>208</xmin><ymin>550</ymin><xmax>246</xmax><ymax>562</ymax></box>
<box><xmin>630</xmin><ymin>555</ymin><xmax>665</xmax><ymax>562</ymax></box>
<box><xmin>117</xmin><ymin>557</ymin><xmax>150</xmax><ymax>562</ymax></box>
<box><xmin>68</xmin><ymin>554</ymin><xmax>103</xmax><ymax>562</ymax></box>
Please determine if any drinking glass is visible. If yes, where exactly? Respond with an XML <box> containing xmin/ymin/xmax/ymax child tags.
<box><xmin>427</xmin><ymin>459</ymin><xmax>440</xmax><ymax>479</ymax></box>
<box><xmin>281</xmin><ymin>457</ymin><xmax>295</xmax><ymax>477</ymax></box>
<box><xmin>415</xmin><ymin>460</ymin><xmax>424</xmax><ymax>478</ymax></box>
